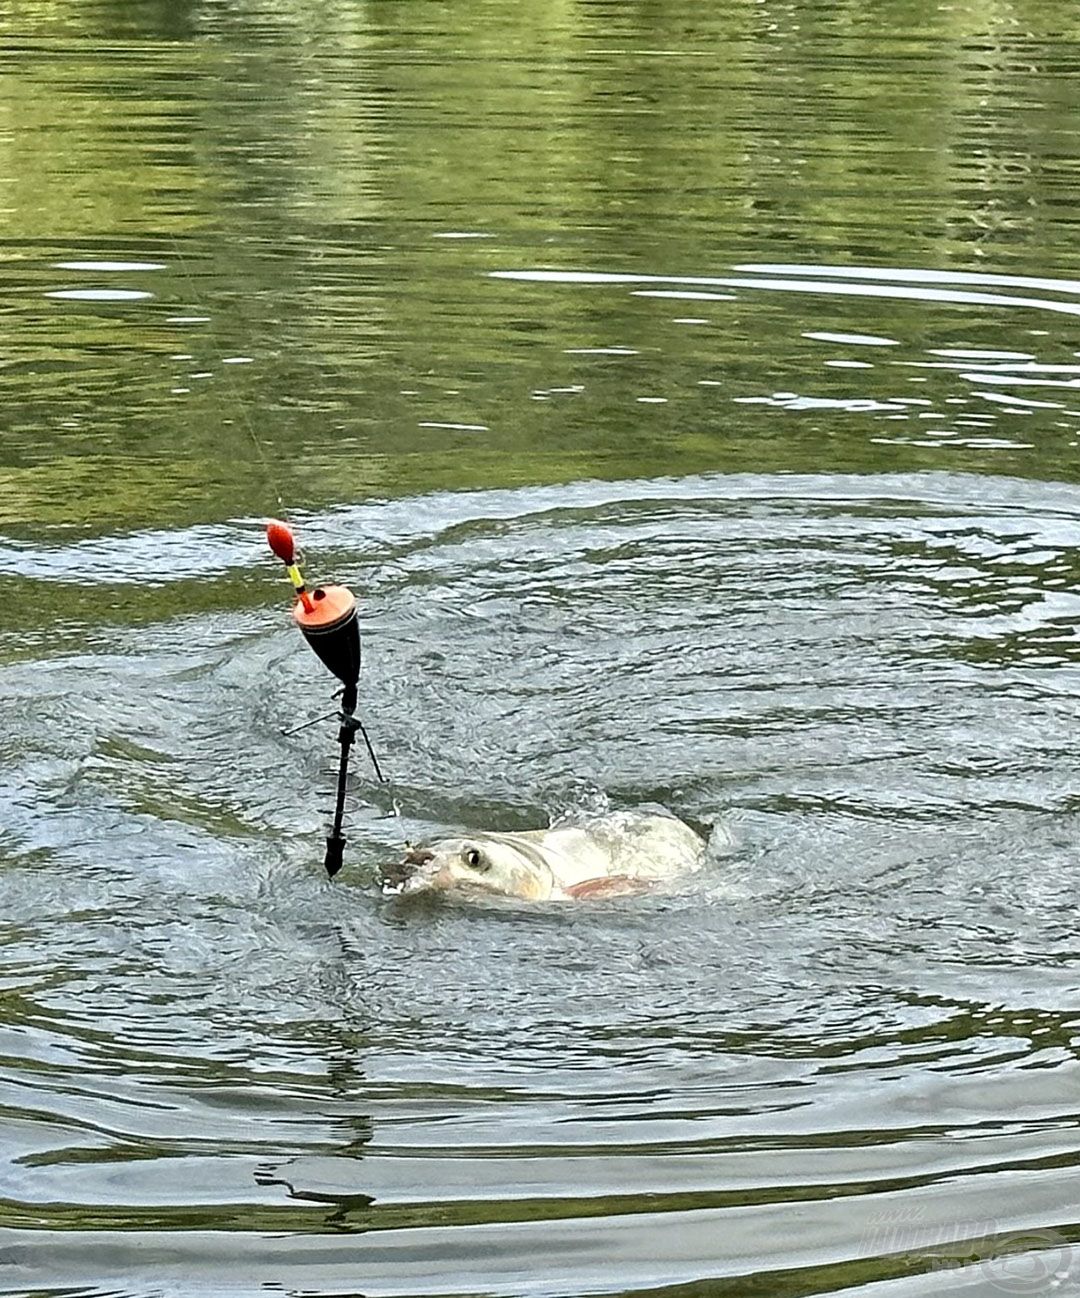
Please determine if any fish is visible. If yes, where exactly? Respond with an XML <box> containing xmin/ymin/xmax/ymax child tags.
<box><xmin>380</xmin><ymin>811</ymin><xmax>713</xmax><ymax>901</ymax></box>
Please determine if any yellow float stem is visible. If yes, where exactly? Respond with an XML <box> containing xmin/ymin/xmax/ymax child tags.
<box><xmin>285</xmin><ymin>563</ymin><xmax>315</xmax><ymax>613</ymax></box>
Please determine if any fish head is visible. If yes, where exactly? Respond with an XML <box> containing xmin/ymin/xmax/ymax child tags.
<box><xmin>381</xmin><ymin>836</ymin><xmax>553</xmax><ymax>901</ymax></box>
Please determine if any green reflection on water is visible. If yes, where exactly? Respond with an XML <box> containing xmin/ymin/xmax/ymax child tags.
<box><xmin>2</xmin><ymin>0</ymin><xmax>1080</xmax><ymax>537</ymax></box>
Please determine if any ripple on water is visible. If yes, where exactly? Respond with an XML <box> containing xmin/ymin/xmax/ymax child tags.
<box><xmin>2</xmin><ymin>471</ymin><xmax>1080</xmax><ymax>1294</ymax></box>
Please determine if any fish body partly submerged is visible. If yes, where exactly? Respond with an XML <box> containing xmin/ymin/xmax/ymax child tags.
<box><xmin>381</xmin><ymin>811</ymin><xmax>712</xmax><ymax>901</ymax></box>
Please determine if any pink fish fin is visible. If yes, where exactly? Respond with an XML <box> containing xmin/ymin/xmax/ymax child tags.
<box><xmin>564</xmin><ymin>875</ymin><xmax>654</xmax><ymax>900</ymax></box>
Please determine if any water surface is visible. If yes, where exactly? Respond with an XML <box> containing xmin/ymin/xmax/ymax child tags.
<box><xmin>3</xmin><ymin>2</ymin><xmax>1080</xmax><ymax>1295</ymax></box>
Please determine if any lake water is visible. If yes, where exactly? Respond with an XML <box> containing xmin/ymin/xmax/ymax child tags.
<box><xmin>3</xmin><ymin>2</ymin><xmax>1080</xmax><ymax>1295</ymax></box>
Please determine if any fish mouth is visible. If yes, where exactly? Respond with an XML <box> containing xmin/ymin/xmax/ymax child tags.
<box><xmin>378</xmin><ymin>847</ymin><xmax>444</xmax><ymax>896</ymax></box>
<box><xmin>377</xmin><ymin>859</ymin><xmax>414</xmax><ymax>894</ymax></box>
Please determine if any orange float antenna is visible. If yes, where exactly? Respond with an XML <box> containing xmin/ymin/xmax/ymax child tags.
<box><xmin>266</xmin><ymin>519</ymin><xmax>315</xmax><ymax>613</ymax></box>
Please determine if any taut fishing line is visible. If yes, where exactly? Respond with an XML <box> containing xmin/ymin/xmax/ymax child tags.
<box><xmin>168</xmin><ymin>238</ymin><xmax>397</xmax><ymax>876</ymax></box>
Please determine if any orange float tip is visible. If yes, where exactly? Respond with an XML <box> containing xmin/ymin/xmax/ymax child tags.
<box><xmin>292</xmin><ymin>584</ymin><xmax>356</xmax><ymax>632</ymax></box>
<box><xmin>266</xmin><ymin>519</ymin><xmax>295</xmax><ymax>565</ymax></box>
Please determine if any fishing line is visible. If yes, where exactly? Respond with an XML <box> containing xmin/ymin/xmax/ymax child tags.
<box><xmin>167</xmin><ymin>236</ymin><xmax>290</xmax><ymax>519</ymax></box>
<box><xmin>167</xmin><ymin>236</ymin><xmax>403</xmax><ymax>874</ymax></box>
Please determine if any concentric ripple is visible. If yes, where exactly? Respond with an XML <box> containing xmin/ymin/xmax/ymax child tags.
<box><xmin>3</xmin><ymin>472</ymin><xmax>1080</xmax><ymax>1296</ymax></box>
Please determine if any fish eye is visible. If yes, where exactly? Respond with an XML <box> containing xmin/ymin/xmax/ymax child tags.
<box><xmin>465</xmin><ymin>847</ymin><xmax>487</xmax><ymax>871</ymax></box>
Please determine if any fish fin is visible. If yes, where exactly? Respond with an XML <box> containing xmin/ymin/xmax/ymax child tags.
<box><xmin>564</xmin><ymin>875</ymin><xmax>653</xmax><ymax>900</ymax></box>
